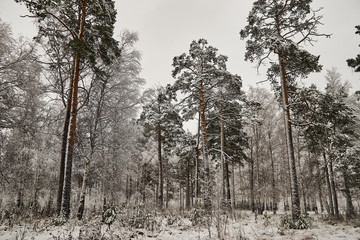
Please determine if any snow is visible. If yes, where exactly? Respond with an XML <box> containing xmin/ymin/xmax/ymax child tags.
<box><xmin>1</xmin><ymin>211</ymin><xmax>359</xmax><ymax>240</ymax></box>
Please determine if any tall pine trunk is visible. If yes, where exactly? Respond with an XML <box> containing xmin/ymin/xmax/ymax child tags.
<box><xmin>278</xmin><ymin>50</ymin><xmax>300</xmax><ymax>221</ymax></box>
<box><xmin>194</xmin><ymin>111</ymin><xmax>201</xmax><ymax>206</ymax></box>
<box><xmin>199</xmin><ymin>84</ymin><xmax>211</xmax><ymax>211</ymax></box>
<box><xmin>62</xmin><ymin>1</ymin><xmax>86</xmax><ymax>219</ymax></box>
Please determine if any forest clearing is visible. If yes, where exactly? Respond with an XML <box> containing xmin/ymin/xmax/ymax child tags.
<box><xmin>0</xmin><ymin>0</ymin><xmax>360</xmax><ymax>239</ymax></box>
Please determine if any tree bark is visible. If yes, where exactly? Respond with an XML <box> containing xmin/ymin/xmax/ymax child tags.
<box><xmin>194</xmin><ymin>110</ymin><xmax>201</xmax><ymax>206</ymax></box>
<box><xmin>268</xmin><ymin>131</ymin><xmax>276</xmax><ymax>214</ymax></box>
<box><xmin>186</xmin><ymin>157</ymin><xmax>191</xmax><ymax>210</ymax></box>
<box><xmin>316</xmin><ymin>162</ymin><xmax>324</xmax><ymax>213</ymax></box>
<box><xmin>231</xmin><ymin>161</ymin><xmax>235</xmax><ymax>210</ymax></box>
<box><xmin>157</xmin><ymin>120</ymin><xmax>163</xmax><ymax>209</ymax></box>
<box><xmin>249</xmin><ymin>137</ymin><xmax>255</xmax><ymax>212</ymax></box>
<box><xmin>342</xmin><ymin>170</ymin><xmax>356</xmax><ymax>219</ymax></box>
<box><xmin>62</xmin><ymin>1</ymin><xmax>86</xmax><ymax>219</ymax></box>
<box><xmin>296</xmin><ymin>134</ymin><xmax>307</xmax><ymax>215</ymax></box>
<box><xmin>77</xmin><ymin>160</ymin><xmax>89</xmax><ymax>220</ymax></box>
<box><xmin>323</xmin><ymin>151</ymin><xmax>334</xmax><ymax>216</ymax></box>
<box><xmin>328</xmin><ymin>154</ymin><xmax>339</xmax><ymax>219</ymax></box>
<box><xmin>199</xmin><ymin>83</ymin><xmax>211</xmax><ymax>211</ymax></box>
<box><xmin>220</xmin><ymin>106</ymin><xmax>231</xmax><ymax>210</ymax></box>
<box><xmin>56</xmin><ymin>57</ymin><xmax>75</xmax><ymax>216</ymax></box>
<box><xmin>278</xmin><ymin>51</ymin><xmax>301</xmax><ymax>221</ymax></box>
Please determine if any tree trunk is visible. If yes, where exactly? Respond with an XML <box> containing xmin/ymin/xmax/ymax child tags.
<box><xmin>249</xmin><ymin>137</ymin><xmax>255</xmax><ymax>212</ymax></box>
<box><xmin>328</xmin><ymin>154</ymin><xmax>339</xmax><ymax>219</ymax></box>
<box><xmin>199</xmin><ymin>84</ymin><xmax>211</xmax><ymax>211</ymax></box>
<box><xmin>220</xmin><ymin>106</ymin><xmax>230</xmax><ymax>210</ymax></box>
<box><xmin>231</xmin><ymin>161</ymin><xmax>235</xmax><ymax>210</ymax></box>
<box><xmin>77</xmin><ymin>160</ymin><xmax>90</xmax><ymax>220</ymax></box>
<box><xmin>186</xmin><ymin>157</ymin><xmax>191</xmax><ymax>210</ymax></box>
<box><xmin>296</xmin><ymin>134</ymin><xmax>307</xmax><ymax>215</ymax></box>
<box><xmin>316</xmin><ymin>162</ymin><xmax>324</xmax><ymax>213</ymax></box>
<box><xmin>157</xmin><ymin>120</ymin><xmax>163</xmax><ymax>209</ymax></box>
<box><xmin>224</xmin><ymin>159</ymin><xmax>231</xmax><ymax>210</ymax></box>
<box><xmin>194</xmin><ymin>110</ymin><xmax>201</xmax><ymax>206</ymax></box>
<box><xmin>165</xmin><ymin>159</ymin><xmax>169</xmax><ymax>209</ymax></box>
<box><xmin>323</xmin><ymin>151</ymin><xmax>334</xmax><ymax>216</ymax></box>
<box><xmin>278</xmin><ymin>51</ymin><xmax>301</xmax><ymax>221</ymax></box>
<box><xmin>62</xmin><ymin>1</ymin><xmax>86</xmax><ymax>219</ymax></box>
<box><xmin>56</xmin><ymin>57</ymin><xmax>75</xmax><ymax>216</ymax></box>
<box><xmin>342</xmin><ymin>170</ymin><xmax>356</xmax><ymax>219</ymax></box>
<box><xmin>268</xmin><ymin>131</ymin><xmax>276</xmax><ymax>214</ymax></box>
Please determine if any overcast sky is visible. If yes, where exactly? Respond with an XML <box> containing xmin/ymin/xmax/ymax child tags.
<box><xmin>1</xmin><ymin>0</ymin><xmax>359</xmax><ymax>93</ymax></box>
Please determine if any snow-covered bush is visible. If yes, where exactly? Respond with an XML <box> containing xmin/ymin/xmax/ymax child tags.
<box><xmin>101</xmin><ymin>205</ymin><xmax>116</xmax><ymax>228</ymax></box>
<box><xmin>188</xmin><ymin>208</ymin><xmax>206</xmax><ymax>226</ymax></box>
<box><xmin>280</xmin><ymin>213</ymin><xmax>313</xmax><ymax>229</ymax></box>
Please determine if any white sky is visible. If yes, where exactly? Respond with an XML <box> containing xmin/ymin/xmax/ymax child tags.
<box><xmin>1</xmin><ymin>0</ymin><xmax>359</xmax><ymax>93</ymax></box>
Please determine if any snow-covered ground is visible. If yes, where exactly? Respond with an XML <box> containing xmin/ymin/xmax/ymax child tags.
<box><xmin>1</xmin><ymin>211</ymin><xmax>359</xmax><ymax>240</ymax></box>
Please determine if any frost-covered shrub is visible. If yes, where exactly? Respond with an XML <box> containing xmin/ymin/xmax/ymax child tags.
<box><xmin>51</xmin><ymin>216</ymin><xmax>67</xmax><ymax>226</ymax></box>
<box><xmin>188</xmin><ymin>208</ymin><xmax>206</xmax><ymax>226</ymax></box>
<box><xmin>263</xmin><ymin>212</ymin><xmax>273</xmax><ymax>227</ymax></box>
<box><xmin>280</xmin><ymin>213</ymin><xmax>313</xmax><ymax>229</ymax></box>
<box><xmin>165</xmin><ymin>214</ymin><xmax>179</xmax><ymax>226</ymax></box>
<box><xmin>101</xmin><ymin>205</ymin><xmax>116</xmax><ymax>228</ymax></box>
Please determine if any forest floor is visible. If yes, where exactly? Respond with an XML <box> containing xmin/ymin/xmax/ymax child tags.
<box><xmin>0</xmin><ymin>210</ymin><xmax>360</xmax><ymax>240</ymax></box>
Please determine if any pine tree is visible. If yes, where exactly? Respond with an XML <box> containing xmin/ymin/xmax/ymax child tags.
<box><xmin>139</xmin><ymin>86</ymin><xmax>183</xmax><ymax>209</ymax></box>
<box><xmin>240</xmin><ymin>0</ymin><xmax>329</xmax><ymax>222</ymax></box>
<box><xmin>16</xmin><ymin>0</ymin><xmax>121</xmax><ymax>219</ymax></box>
<box><xmin>346</xmin><ymin>25</ymin><xmax>360</xmax><ymax>72</ymax></box>
<box><xmin>172</xmin><ymin>39</ymin><xmax>238</xmax><ymax>211</ymax></box>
